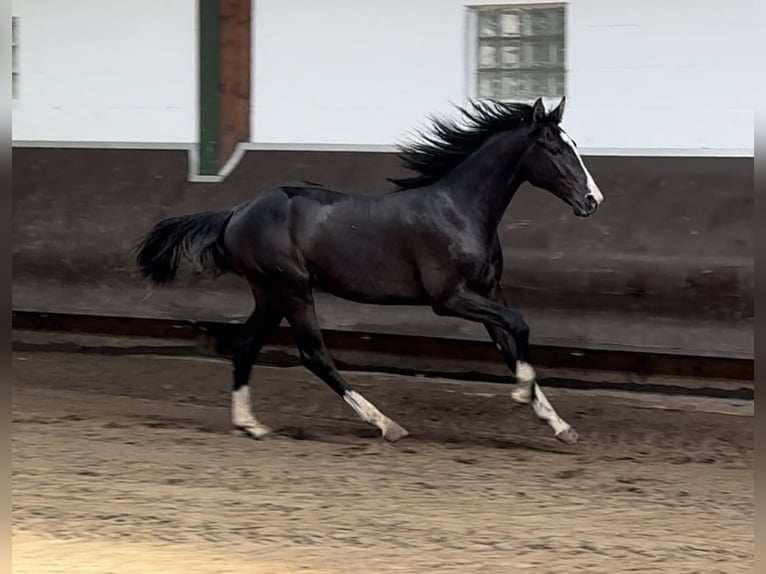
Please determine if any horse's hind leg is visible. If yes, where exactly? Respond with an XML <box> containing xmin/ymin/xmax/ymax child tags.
<box><xmin>282</xmin><ymin>289</ymin><xmax>409</xmax><ymax>442</ymax></box>
<box><xmin>231</xmin><ymin>291</ymin><xmax>284</xmax><ymax>439</ymax></box>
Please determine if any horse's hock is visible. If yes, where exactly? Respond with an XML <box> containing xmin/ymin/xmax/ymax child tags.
<box><xmin>12</xmin><ymin>147</ymin><xmax>753</xmax><ymax>359</ymax></box>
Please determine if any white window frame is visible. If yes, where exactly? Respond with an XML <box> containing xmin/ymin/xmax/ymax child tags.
<box><xmin>464</xmin><ymin>1</ymin><xmax>567</xmax><ymax>104</ymax></box>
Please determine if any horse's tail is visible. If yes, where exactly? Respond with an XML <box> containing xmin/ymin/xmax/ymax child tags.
<box><xmin>135</xmin><ymin>209</ymin><xmax>234</xmax><ymax>285</ymax></box>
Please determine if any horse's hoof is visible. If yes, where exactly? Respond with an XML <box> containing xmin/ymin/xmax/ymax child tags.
<box><xmin>555</xmin><ymin>427</ymin><xmax>579</xmax><ymax>445</ymax></box>
<box><xmin>383</xmin><ymin>421</ymin><xmax>410</xmax><ymax>443</ymax></box>
<box><xmin>233</xmin><ymin>423</ymin><xmax>273</xmax><ymax>440</ymax></box>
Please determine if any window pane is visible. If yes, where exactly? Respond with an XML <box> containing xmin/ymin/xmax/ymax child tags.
<box><xmin>500</xmin><ymin>42</ymin><xmax>521</xmax><ymax>68</ymax></box>
<box><xmin>478</xmin><ymin>71</ymin><xmax>500</xmax><ymax>98</ymax></box>
<box><xmin>520</xmin><ymin>76</ymin><xmax>537</xmax><ymax>99</ymax></box>
<box><xmin>551</xmin><ymin>73</ymin><xmax>565</xmax><ymax>96</ymax></box>
<box><xmin>500</xmin><ymin>11</ymin><xmax>521</xmax><ymax>36</ymax></box>
<box><xmin>519</xmin><ymin>10</ymin><xmax>535</xmax><ymax>36</ymax></box>
<box><xmin>527</xmin><ymin>73</ymin><xmax>550</xmax><ymax>96</ymax></box>
<box><xmin>555</xmin><ymin>40</ymin><xmax>565</xmax><ymax>67</ymax></box>
<box><xmin>500</xmin><ymin>76</ymin><xmax>523</xmax><ymax>99</ymax></box>
<box><xmin>518</xmin><ymin>7</ymin><xmax>565</xmax><ymax>36</ymax></box>
<box><xmin>478</xmin><ymin>42</ymin><xmax>497</xmax><ymax>68</ymax></box>
<box><xmin>523</xmin><ymin>41</ymin><xmax>559</xmax><ymax>68</ymax></box>
<box><xmin>478</xmin><ymin>12</ymin><xmax>498</xmax><ymax>37</ymax></box>
<box><xmin>532</xmin><ymin>42</ymin><xmax>553</xmax><ymax>66</ymax></box>
<box><xmin>531</xmin><ymin>7</ymin><xmax>565</xmax><ymax>35</ymax></box>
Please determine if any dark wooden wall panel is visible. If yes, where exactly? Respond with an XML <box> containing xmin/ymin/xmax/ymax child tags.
<box><xmin>11</xmin><ymin>148</ymin><xmax>753</xmax><ymax>357</ymax></box>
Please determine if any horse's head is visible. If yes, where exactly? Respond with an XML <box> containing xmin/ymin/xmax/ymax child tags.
<box><xmin>520</xmin><ymin>97</ymin><xmax>604</xmax><ymax>217</ymax></box>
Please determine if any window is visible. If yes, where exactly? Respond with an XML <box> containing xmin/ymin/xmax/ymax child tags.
<box><xmin>470</xmin><ymin>4</ymin><xmax>565</xmax><ymax>101</ymax></box>
<box><xmin>12</xmin><ymin>17</ymin><xmax>19</xmax><ymax>99</ymax></box>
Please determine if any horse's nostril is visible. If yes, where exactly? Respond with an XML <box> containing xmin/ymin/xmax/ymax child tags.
<box><xmin>585</xmin><ymin>195</ymin><xmax>598</xmax><ymax>209</ymax></box>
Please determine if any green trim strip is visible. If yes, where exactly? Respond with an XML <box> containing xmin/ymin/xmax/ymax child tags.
<box><xmin>198</xmin><ymin>0</ymin><xmax>219</xmax><ymax>175</ymax></box>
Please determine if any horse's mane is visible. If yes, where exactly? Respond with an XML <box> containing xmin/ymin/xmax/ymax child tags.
<box><xmin>388</xmin><ymin>99</ymin><xmax>534</xmax><ymax>191</ymax></box>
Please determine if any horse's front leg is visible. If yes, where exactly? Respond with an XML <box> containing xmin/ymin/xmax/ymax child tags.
<box><xmin>482</xmin><ymin>284</ymin><xmax>578</xmax><ymax>445</ymax></box>
<box><xmin>432</xmin><ymin>282</ymin><xmax>578</xmax><ymax>444</ymax></box>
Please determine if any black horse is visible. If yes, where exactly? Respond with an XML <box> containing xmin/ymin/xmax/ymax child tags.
<box><xmin>137</xmin><ymin>97</ymin><xmax>603</xmax><ymax>445</ymax></box>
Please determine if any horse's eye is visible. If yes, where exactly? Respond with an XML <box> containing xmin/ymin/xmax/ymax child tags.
<box><xmin>550</xmin><ymin>147</ymin><xmax>562</xmax><ymax>155</ymax></box>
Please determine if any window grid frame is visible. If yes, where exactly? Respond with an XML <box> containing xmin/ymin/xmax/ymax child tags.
<box><xmin>469</xmin><ymin>3</ymin><xmax>567</xmax><ymax>102</ymax></box>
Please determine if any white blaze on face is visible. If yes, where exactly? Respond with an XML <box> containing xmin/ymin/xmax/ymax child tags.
<box><xmin>559</xmin><ymin>129</ymin><xmax>604</xmax><ymax>205</ymax></box>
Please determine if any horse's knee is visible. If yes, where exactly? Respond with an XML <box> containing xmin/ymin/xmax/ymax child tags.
<box><xmin>502</xmin><ymin>312</ymin><xmax>529</xmax><ymax>340</ymax></box>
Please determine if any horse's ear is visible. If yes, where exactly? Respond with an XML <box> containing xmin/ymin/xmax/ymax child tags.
<box><xmin>531</xmin><ymin>97</ymin><xmax>546</xmax><ymax>123</ymax></box>
<box><xmin>550</xmin><ymin>97</ymin><xmax>565</xmax><ymax>124</ymax></box>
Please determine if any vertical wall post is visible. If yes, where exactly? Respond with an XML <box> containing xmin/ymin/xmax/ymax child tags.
<box><xmin>219</xmin><ymin>0</ymin><xmax>251</xmax><ymax>168</ymax></box>
<box><xmin>198</xmin><ymin>0</ymin><xmax>220</xmax><ymax>176</ymax></box>
<box><xmin>197</xmin><ymin>0</ymin><xmax>251</xmax><ymax>178</ymax></box>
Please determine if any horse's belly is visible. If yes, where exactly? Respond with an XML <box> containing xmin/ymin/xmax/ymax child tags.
<box><xmin>308</xmin><ymin>249</ymin><xmax>427</xmax><ymax>305</ymax></box>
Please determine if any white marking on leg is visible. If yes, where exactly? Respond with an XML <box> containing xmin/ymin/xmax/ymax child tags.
<box><xmin>511</xmin><ymin>361</ymin><xmax>535</xmax><ymax>404</ymax></box>
<box><xmin>232</xmin><ymin>385</ymin><xmax>272</xmax><ymax>438</ymax></box>
<box><xmin>344</xmin><ymin>390</ymin><xmax>408</xmax><ymax>441</ymax></box>
<box><xmin>560</xmin><ymin>129</ymin><xmax>603</xmax><ymax>205</ymax></box>
<box><xmin>531</xmin><ymin>383</ymin><xmax>577</xmax><ymax>443</ymax></box>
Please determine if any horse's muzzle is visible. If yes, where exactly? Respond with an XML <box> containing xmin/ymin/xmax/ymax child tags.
<box><xmin>574</xmin><ymin>195</ymin><xmax>599</xmax><ymax>217</ymax></box>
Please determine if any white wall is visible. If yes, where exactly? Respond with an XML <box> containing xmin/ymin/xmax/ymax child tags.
<box><xmin>252</xmin><ymin>0</ymin><xmax>469</xmax><ymax>148</ymax></box>
<box><xmin>11</xmin><ymin>0</ymin><xmax>196</xmax><ymax>144</ymax></box>
<box><xmin>11</xmin><ymin>0</ymin><xmax>753</xmax><ymax>154</ymax></box>
<box><xmin>252</xmin><ymin>0</ymin><xmax>754</xmax><ymax>154</ymax></box>
<box><xmin>566</xmin><ymin>0</ymin><xmax>753</xmax><ymax>154</ymax></box>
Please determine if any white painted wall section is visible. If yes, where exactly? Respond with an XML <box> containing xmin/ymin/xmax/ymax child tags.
<box><xmin>11</xmin><ymin>0</ymin><xmax>753</xmax><ymax>154</ymax></box>
<box><xmin>252</xmin><ymin>0</ymin><xmax>469</xmax><ymax>147</ymax></box>
<box><xmin>12</xmin><ymin>0</ymin><xmax>196</xmax><ymax>144</ymax></box>
<box><xmin>252</xmin><ymin>0</ymin><xmax>753</xmax><ymax>154</ymax></box>
<box><xmin>565</xmin><ymin>0</ymin><xmax>753</xmax><ymax>153</ymax></box>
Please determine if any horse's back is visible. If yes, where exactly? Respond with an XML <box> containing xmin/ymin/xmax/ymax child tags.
<box><xmin>279</xmin><ymin>180</ymin><xmax>361</xmax><ymax>204</ymax></box>
<box><xmin>222</xmin><ymin>181</ymin><xmax>429</xmax><ymax>301</ymax></box>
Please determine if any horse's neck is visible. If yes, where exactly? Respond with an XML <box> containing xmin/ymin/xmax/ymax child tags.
<box><xmin>444</xmin><ymin>131</ymin><xmax>528</xmax><ymax>232</ymax></box>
